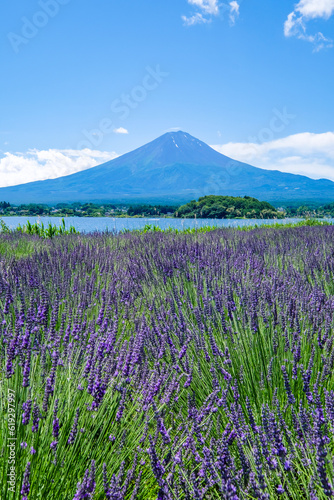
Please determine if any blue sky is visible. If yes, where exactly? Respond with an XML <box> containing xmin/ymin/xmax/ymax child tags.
<box><xmin>1</xmin><ymin>0</ymin><xmax>334</xmax><ymax>186</ymax></box>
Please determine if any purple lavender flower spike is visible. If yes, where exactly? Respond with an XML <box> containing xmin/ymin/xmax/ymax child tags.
<box><xmin>22</xmin><ymin>400</ymin><xmax>32</xmax><ymax>426</ymax></box>
<box><xmin>73</xmin><ymin>460</ymin><xmax>96</xmax><ymax>499</ymax></box>
<box><xmin>21</xmin><ymin>462</ymin><xmax>31</xmax><ymax>500</ymax></box>
<box><xmin>281</xmin><ymin>365</ymin><xmax>296</xmax><ymax>405</ymax></box>
<box><xmin>68</xmin><ymin>408</ymin><xmax>80</xmax><ymax>445</ymax></box>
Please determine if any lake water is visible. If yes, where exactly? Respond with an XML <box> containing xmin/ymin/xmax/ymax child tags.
<box><xmin>0</xmin><ymin>216</ymin><xmax>309</xmax><ymax>233</ymax></box>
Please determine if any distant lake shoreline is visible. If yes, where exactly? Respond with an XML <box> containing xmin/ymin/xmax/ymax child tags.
<box><xmin>0</xmin><ymin>216</ymin><xmax>314</xmax><ymax>233</ymax></box>
<box><xmin>0</xmin><ymin>214</ymin><xmax>282</xmax><ymax>219</ymax></box>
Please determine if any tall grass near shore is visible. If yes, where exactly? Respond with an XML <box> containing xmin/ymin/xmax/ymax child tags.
<box><xmin>1</xmin><ymin>226</ymin><xmax>334</xmax><ymax>498</ymax></box>
<box><xmin>123</xmin><ymin>218</ymin><xmax>332</xmax><ymax>235</ymax></box>
<box><xmin>0</xmin><ymin>218</ymin><xmax>77</xmax><ymax>239</ymax></box>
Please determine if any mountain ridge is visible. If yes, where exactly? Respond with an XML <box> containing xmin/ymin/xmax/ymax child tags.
<box><xmin>1</xmin><ymin>131</ymin><xmax>333</xmax><ymax>204</ymax></box>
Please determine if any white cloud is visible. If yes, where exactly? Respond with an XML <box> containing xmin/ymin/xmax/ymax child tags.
<box><xmin>296</xmin><ymin>0</ymin><xmax>334</xmax><ymax>18</ymax></box>
<box><xmin>165</xmin><ymin>127</ymin><xmax>183</xmax><ymax>132</ymax></box>
<box><xmin>284</xmin><ymin>0</ymin><xmax>334</xmax><ymax>50</ymax></box>
<box><xmin>113</xmin><ymin>127</ymin><xmax>129</xmax><ymax>134</ymax></box>
<box><xmin>0</xmin><ymin>148</ymin><xmax>118</xmax><ymax>188</ymax></box>
<box><xmin>182</xmin><ymin>13</ymin><xmax>211</xmax><ymax>25</ymax></box>
<box><xmin>183</xmin><ymin>0</ymin><xmax>241</xmax><ymax>26</ymax></box>
<box><xmin>187</xmin><ymin>0</ymin><xmax>219</xmax><ymax>15</ymax></box>
<box><xmin>183</xmin><ymin>0</ymin><xmax>221</xmax><ymax>25</ymax></box>
<box><xmin>229</xmin><ymin>1</ymin><xmax>240</xmax><ymax>25</ymax></box>
<box><xmin>211</xmin><ymin>131</ymin><xmax>334</xmax><ymax>180</ymax></box>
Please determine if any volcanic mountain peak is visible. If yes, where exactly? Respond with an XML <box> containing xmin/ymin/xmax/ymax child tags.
<box><xmin>102</xmin><ymin>130</ymin><xmax>228</xmax><ymax>169</ymax></box>
<box><xmin>154</xmin><ymin>130</ymin><xmax>205</xmax><ymax>148</ymax></box>
<box><xmin>0</xmin><ymin>131</ymin><xmax>333</xmax><ymax>204</ymax></box>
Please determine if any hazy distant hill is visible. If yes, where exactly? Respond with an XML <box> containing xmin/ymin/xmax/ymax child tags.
<box><xmin>1</xmin><ymin>131</ymin><xmax>334</xmax><ymax>204</ymax></box>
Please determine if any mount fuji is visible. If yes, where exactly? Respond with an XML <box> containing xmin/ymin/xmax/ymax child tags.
<box><xmin>1</xmin><ymin>131</ymin><xmax>333</xmax><ymax>204</ymax></box>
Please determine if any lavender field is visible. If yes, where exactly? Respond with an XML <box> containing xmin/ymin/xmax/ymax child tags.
<box><xmin>1</xmin><ymin>226</ymin><xmax>334</xmax><ymax>499</ymax></box>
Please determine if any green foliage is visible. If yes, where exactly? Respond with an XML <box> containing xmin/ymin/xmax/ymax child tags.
<box><xmin>16</xmin><ymin>219</ymin><xmax>78</xmax><ymax>239</ymax></box>
<box><xmin>175</xmin><ymin>195</ymin><xmax>280</xmax><ymax>219</ymax></box>
<box><xmin>283</xmin><ymin>202</ymin><xmax>334</xmax><ymax>218</ymax></box>
<box><xmin>121</xmin><ymin>223</ymin><xmax>219</xmax><ymax>234</ymax></box>
<box><xmin>0</xmin><ymin>218</ymin><xmax>11</xmax><ymax>233</ymax></box>
<box><xmin>123</xmin><ymin>219</ymin><xmax>332</xmax><ymax>236</ymax></box>
<box><xmin>237</xmin><ymin>218</ymin><xmax>332</xmax><ymax>231</ymax></box>
<box><xmin>127</xmin><ymin>204</ymin><xmax>177</xmax><ymax>217</ymax></box>
<box><xmin>0</xmin><ymin>202</ymin><xmax>120</xmax><ymax>217</ymax></box>
<box><xmin>2</xmin><ymin>198</ymin><xmax>334</xmax><ymax>220</ymax></box>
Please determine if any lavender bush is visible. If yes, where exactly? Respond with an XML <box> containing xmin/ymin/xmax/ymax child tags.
<box><xmin>0</xmin><ymin>226</ymin><xmax>334</xmax><ymax>499</ymax></box>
